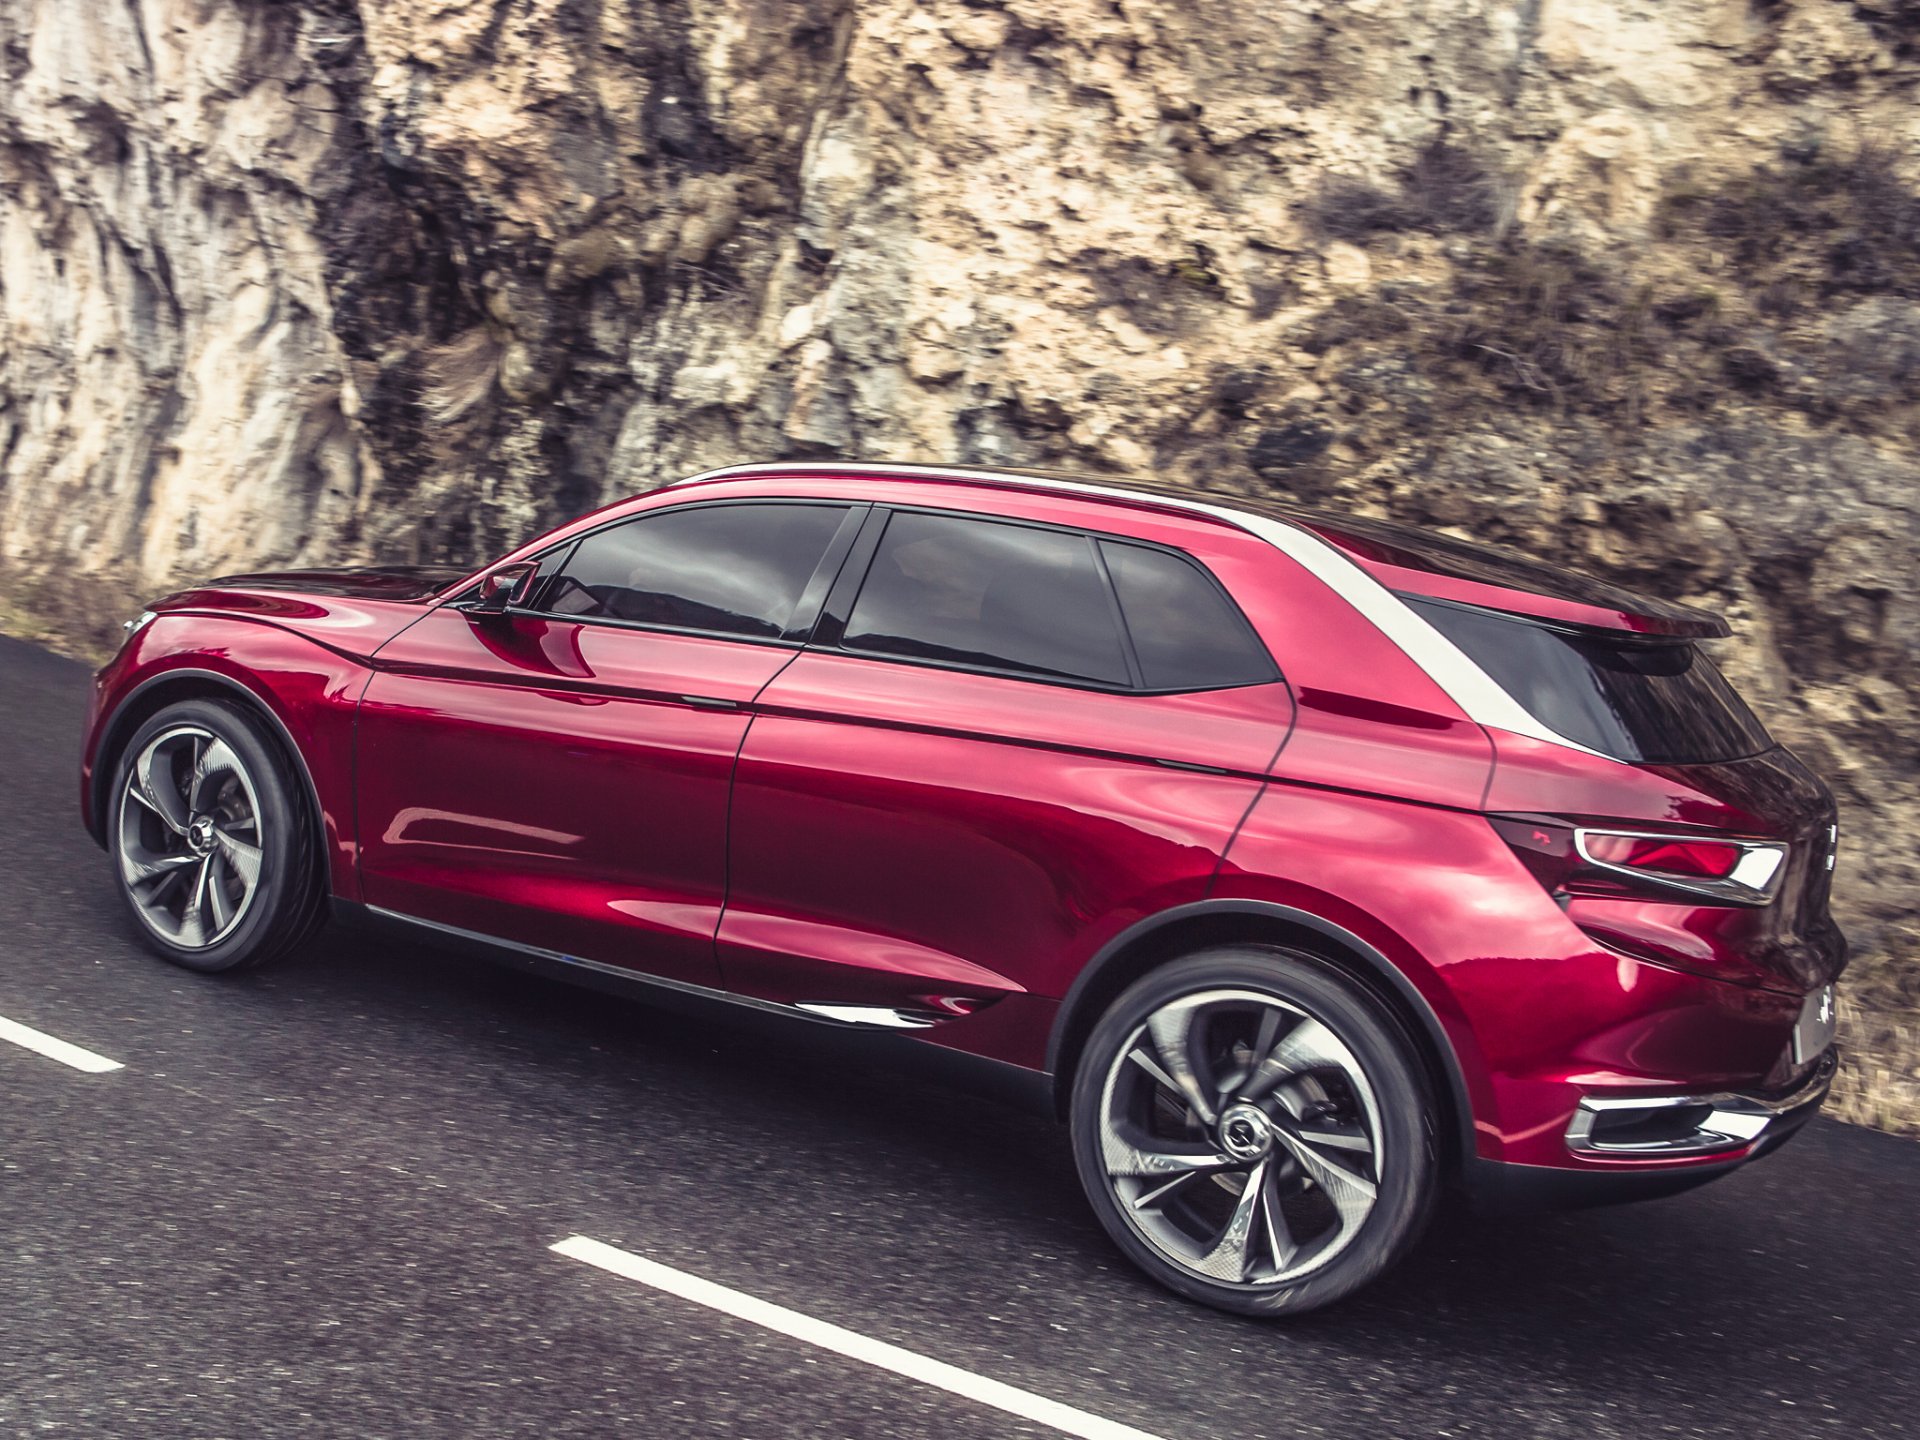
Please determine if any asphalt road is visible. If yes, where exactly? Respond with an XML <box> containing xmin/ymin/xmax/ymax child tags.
<box><xmin>2</xmin><ymin>632</ymin><xmax>1917</xmax><ymax>1440</ymax></box>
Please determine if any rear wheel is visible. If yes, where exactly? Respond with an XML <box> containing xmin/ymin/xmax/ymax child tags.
<box><xmin>1070</xmin><ymin>945</ymin><xmax>1436</xmax><ymax>1316</ymax></box>
<box><xmin>109</xmin><ymin>698</ymin><xmax>324</xmax><ymax>973</ymax></box>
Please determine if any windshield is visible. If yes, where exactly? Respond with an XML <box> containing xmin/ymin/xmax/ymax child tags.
<box><xmin>1407</xmin><ymin>598</ymin><xmax>1773</xmax><ymax>764</ymax></box>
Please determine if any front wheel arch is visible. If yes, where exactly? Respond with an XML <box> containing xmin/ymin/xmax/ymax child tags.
<box><xmin>1049</xmin><ymin>901</ymin><xmax>1476</xmax><ymax>1174</ymax></box>
<box><xmin>107</xmin><ymin>695</ymin><xmax>327</xmax><ymax>971</ymax></box>
<box><xmin>92</xmin><ymin>669</ymin><xmax>329</xmax><ymax>894</ymax></box>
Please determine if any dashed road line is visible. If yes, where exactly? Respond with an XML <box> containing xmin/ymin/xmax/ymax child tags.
<box><xmin>550</xmin><ymin>1235</ymin><xmax>1169</xmax><ymax>1440</ymax></box>
<box><xmin>0</xmin><ymin>1013</ymin><xmax>124</xmax><ymax>1073</ymax></box>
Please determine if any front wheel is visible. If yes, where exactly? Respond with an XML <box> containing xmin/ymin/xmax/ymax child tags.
<box><xmin>109</xmin><ymin>698</ymin><xmax>324</xmax><ymax>973</ymax></box>
<box><xmin>1069</xmin><ymin>946</ymin><xmax>1437</xmax><ymax>1317</ymax></box>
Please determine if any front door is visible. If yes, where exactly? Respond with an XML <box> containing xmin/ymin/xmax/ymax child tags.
<box><xmin>355</xmin><ymin>499</ymin><xmax>860</xmax><ymax>986</ymax></box>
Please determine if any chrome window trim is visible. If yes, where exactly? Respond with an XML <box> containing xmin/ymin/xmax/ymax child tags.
<box><xmin>666</xmin><ymin>462</ymin><xmax>1614</xmax><ymax>760</ymax></box>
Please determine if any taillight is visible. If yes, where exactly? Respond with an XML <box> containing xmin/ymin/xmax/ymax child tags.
<box><xmin>1579</xmin><ymin>833</ymin><xmax>1742</xmax><ymax>879</ymax></box>
<box><xmin>1490</xmin><ymin>817</ymin><xmax>1787</xmax><ymax>907</ymax></box>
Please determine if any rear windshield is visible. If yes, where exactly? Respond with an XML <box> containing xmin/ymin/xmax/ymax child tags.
<box><xmin>1407</xmin><ymin>598</ymin><xmax>1772</xmax><ymax>764</ymax></box>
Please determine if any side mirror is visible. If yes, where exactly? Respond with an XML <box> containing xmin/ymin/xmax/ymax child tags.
<box><xmin>467</xmin><ymin>560</ymin><xmax>539</xmax><ymax>618</ymax></box>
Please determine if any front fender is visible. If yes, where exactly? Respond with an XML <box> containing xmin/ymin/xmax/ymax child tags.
<box><xmin>83</xmin><ymin>617</ymin><xmax>375</xmax><ymax>900</ymax></box>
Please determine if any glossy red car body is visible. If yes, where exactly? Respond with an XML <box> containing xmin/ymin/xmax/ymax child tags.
<box><xmin>80</xmin><ymin>463</ymin><xmax>1845</xmax><ymax>1207</ymax></box>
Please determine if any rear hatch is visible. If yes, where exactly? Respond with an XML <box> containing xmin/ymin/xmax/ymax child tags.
<box><xmin>1419</xmin><ymin>594</ymin><xmax>1845</xmax><ymax>993</ymax></box>
<box><xmin>1291</xmin><ymin>509</ymin><xmax>1846</xmax><ymax>994</ymax></box>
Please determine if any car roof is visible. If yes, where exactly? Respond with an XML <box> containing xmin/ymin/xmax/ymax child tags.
<box><xmin>671</xmin><ymin>461</ymin><xmax>1727</xmax><ymax>640</ymax></box>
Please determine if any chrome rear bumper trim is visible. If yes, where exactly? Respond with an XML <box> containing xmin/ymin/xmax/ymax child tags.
<box><xmin>1565</xmin><ymin>1049</ymin><xmax>1836</xmax><ymax>1158</ymax></box>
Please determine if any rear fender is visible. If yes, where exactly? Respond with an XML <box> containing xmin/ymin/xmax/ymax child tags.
<box><xmin>1048</xmin><ymin>896</ymin><xmax>1481</xmax><ymax>1168</ymax></box>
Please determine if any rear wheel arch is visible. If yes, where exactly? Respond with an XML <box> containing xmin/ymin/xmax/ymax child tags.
<box><xmin>1049</xmin><ymin>901</ymin><xmax>1476</xmax><ymax>1173</ymax></box>
<box><xmin>92</xmin><ymin>670</ymin><xmax>328</xmax><ymax>893</ymax></box>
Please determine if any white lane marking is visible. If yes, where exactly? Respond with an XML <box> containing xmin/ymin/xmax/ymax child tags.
<box><xmin>551</xmin><ymin>1235</ymin><xmax>1169</xmax><ymax>1440</ymax></box>
<box><xmin>0</xmin><ymin>1014</ymin><xmax>124</xmax><ymax>1073</ymax></box>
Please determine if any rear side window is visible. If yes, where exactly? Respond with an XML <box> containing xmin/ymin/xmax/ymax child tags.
<box><xmin>842</xmin><ymin>512</ymin><xmax>1131</xmax><ymax>685</ymax></box>
<box><xmin>1408</xmin><ymin>598</ymin><xmax>1772</xmax><ymax>764</ymax></box>
<box><xmin>1100</xmin><ymin>541</ymin><xmax>1276</xmax><ymax>691</ymax></box>
<box><xmin>541</xmin><ymin>503</ymin><xmax>849</xmax><ymax>640</ymax></box>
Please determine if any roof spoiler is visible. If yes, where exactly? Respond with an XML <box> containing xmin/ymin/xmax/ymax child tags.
<box><xmin>1283</xmin><ymin>514</ymin><xmax>1731</xmax><ymax>641</ymax></box>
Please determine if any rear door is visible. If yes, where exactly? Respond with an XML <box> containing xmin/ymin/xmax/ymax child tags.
<box><xmin>716</xmin><ymin>506</ymin><xmax>1295</xmax><ymax>1023</ymax></box>
<box><xmin>356</xmin><ymin>499</ymin><xmax>861</xmax><ymax>986</ymax></box>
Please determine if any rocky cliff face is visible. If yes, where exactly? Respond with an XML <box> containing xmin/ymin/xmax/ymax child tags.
<box><xmin>1</xmin><ymin>0</ymin><xmax>1914</xmax><ymax>1124</ymax></box>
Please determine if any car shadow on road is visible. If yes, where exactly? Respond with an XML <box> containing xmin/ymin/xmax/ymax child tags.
<box><xmin>252</xmin><ymin>921</ymin><xmax>1920</xmax><ymax>1423</ymax></box>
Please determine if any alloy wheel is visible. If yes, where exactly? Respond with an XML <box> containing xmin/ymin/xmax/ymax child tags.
<box><xmin>1095</xmin><ymin>987</ymin><xmax>1384</xmax><ymax>1288</ymax></box>
<box><xmin>118</xmin><ymin>724</ymin><xmax>266</xmax><ymax>949</ymax></box>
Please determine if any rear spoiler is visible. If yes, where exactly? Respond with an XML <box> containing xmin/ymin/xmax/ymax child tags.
<box><xmin>1287</xmin><ymin>515</ymin><xmax>1729</xmax><ymax>640</ymax></box>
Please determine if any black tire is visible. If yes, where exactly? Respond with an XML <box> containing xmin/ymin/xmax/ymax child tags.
<box><xmin>107</xmin><ymin>698</ymin><xmax>326</xmax><ymax>974</ymax></box>
<box><xmin>1069</xmin><ymin>945</ymin><xmax>1436</xmax><ymax>1317</ymax></box>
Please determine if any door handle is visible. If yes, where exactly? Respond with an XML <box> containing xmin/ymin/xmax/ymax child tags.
<box><xmin>1152</xmin><ymin>756</ymin><xmax>1230</xmax><ymax>775</ymax></box>
<box><xmin>679</xmin><ymin>694</ymin><xmax>740</xmax><ymax>711</ymax></box>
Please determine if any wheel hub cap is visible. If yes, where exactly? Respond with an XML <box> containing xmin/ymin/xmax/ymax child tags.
<box><xmin>1218</xmin><ymin>1103</ymin><xmax>1272</xmax><ymax>1162</ymax></box>
<box><xmin>187</xmin><ymin>815</ymin><xmax>216</xmax><ymax>856</ymax></box>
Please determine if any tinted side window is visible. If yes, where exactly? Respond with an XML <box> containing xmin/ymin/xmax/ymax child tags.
<box><xmin>842</xmin><ymin>512</ymin><xmax>1130</xmax><ymax>685</ymax></box>
<box><xmin>542</xmin><ymin>504</ymin><xmax>849</xmax><ymax>640</ymax></box>
<box><xmin>1100</xmin><ymin>541</ymin><xmax>1277</xmax><ymax>690</ymax></box>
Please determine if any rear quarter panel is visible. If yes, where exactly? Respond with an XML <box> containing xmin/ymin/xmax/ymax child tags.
<box><xmin>1218</xmin><ymin>786</ymin><xmax>1807</xmax><ymax>1167</ymax></box>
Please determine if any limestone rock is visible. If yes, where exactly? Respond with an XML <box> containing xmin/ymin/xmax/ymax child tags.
<box><xmin>1516</xmin><ymin>111</ymin><xmax>1661</xmax><ymax>247</ymax></box>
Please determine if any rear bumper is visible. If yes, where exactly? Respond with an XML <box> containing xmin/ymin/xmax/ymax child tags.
<box><xmin>1564</xmin><ymin>1046</ymin><xmax>1835</xmax><ymax>1159</ymax></box>
<box><xmin>1464</xmin><ymin>1048</ymin><xmax>1834</xmax><ymax>1214</ymax></box>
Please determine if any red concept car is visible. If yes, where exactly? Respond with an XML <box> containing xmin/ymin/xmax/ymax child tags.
<box><xmin>80</xmin><ymin>462</ymin><xmax>1845</xmax><ymax>1315</ymax></box>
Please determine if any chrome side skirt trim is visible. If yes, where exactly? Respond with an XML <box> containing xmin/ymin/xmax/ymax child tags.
<box><xmin>365</xmin><ymin>906</ymin><xmax>953</xmax><ymax>1032</ymax></box>
<box><xmin>667</xmin><ymin>462</ymin><xmax>1611</xmax><ymax>761</ymax></box>
<box><xmin>793</xmin><ymin>1002</ymin><xmax>937</xmax><ymax>1029</ymax></box>
<box><xmin>1564</xmin><ymin>1049</ymin><xmax>1836</xmax><ymax>1158</ymax></box>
